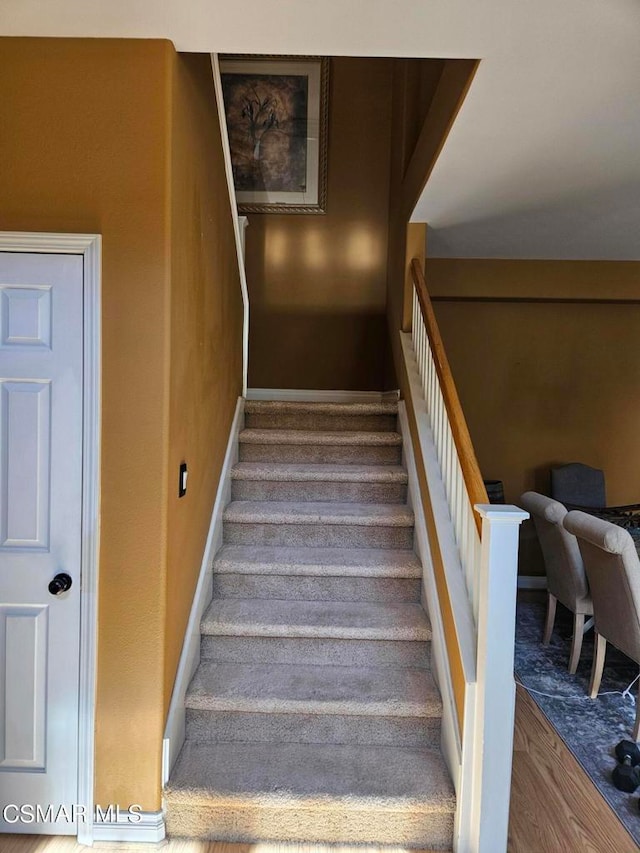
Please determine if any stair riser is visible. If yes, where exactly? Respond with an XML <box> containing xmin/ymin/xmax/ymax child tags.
<box><xmin>212</xmin><ymin>573</ymin><xmax>421</xmax><ymax>603</ymax></box>
<box><xmin>244</xmin><ymin>412</ymin><xmax>398</xmax><ymax>432</ymax></box>
<box><xmin>231</xmin><ymin>479</ymin><xmax>407</xmax><ymax>504</ymax></box>
<box><xmin>185</xmin><ymin>709</ymin><xmax>439</xmax><ymax>748</ymax></box>
<box><xmin>200</xmin><ymin>635</ymin><xmax>430</xmax><ymax>668</ymax></box>
<box><xmin>224</xmin><ymin>522</ymin><xmax>413</xmax><ymax>549</ymax></box>
<box><xmin>240</xmin><ymin>443</ymin><xmax>402</xmax><ymax>465</ymax></box>
<box><xmin>165</xmin><ymin>802</ymin><xmax>454</xmax><ymax>848</ymax></box>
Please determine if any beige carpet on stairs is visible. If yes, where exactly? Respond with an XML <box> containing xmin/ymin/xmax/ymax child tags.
<box><xmin>164</xmin><ymin>400</ymin><xmax>455</xmax><ymax>849</ymax></box>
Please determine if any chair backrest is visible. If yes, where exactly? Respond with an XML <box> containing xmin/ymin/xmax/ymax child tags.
<box><xmin>550</xmin><ymin>462</ymin><xmax>606</xmax><ymax>508</ymax></box>
<box><xmin>564</xmin><ymin>510</ymin><xmax>640</xmax><ymax>663</ymax></box>
<box><xmin>520</xmin><ymin>491</ymin><xmax>589</xmax><ymax>609</ymax></box>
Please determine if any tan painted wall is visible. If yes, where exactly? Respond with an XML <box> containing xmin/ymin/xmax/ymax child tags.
<box><xmin>429</xmin><ymin>258</ymin><xmax>640</xmax><ymax>573</ymax></box>
<box><xmin>0</xmin><ymin>36</ymin><xmax>173</xmax><ymax>809</ymax></box>
<box><xmin>244</xmin><ymin>57</ymin><xmax>394</xmax><ymax>391</ymax></box>
<box><xmin>165</xmin><ymin>53</ymin><xmax>243</xmax><ymax>707</ymax></box>
<box><xmin>0</xmin><ymin>38</ymin><xmax>243</xmax><ymax>811</ymax></box>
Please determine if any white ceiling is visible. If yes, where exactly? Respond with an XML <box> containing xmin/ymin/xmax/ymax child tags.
<box><xmin>2</xmin><ymin>0</ymin><xmax>640</xmax><ymax>259</ymax></box>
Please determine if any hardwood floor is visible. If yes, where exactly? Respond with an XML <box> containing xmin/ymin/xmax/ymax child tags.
<box><xmin>2</xmin><ymin>688</ymin><xmax>635</xmax><ymax>853</ymax></box>
<box><xmin>508</xmin><ymin>685</ymin><xmax>637</xmax><ymax>852</ymax></box>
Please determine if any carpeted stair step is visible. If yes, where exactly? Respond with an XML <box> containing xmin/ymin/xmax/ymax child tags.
<box><xmin>231</xmin><ymin>461</ymin><xmax>408</xmax><ymax>503</ymax></box>
<box><xmin>213</xmin><ymin>544</ymin><xmax>423</xmax><ymax>576</ymax></box>
<box><xmin>184</xmin><ymin>660</ymin><xmax>441</xmax><ymax>747</ymax></box>
<box><xmin>213</xmin><ymin>571</ymin><xmax>420</xmax><ymax>602</ymax></box>
<box><xmin>213</xmin><ymin>543</ymin><xmax>422</xmax><ymax>602</ymax></box>
<box><xmin>165</xmin><ymin>741</ymin><xmax>455</xmax><ymax>847</ymax></box>
<box><xmin>244</xmin><ymin>400</ymin><xmax>398</xmax><ymax>432</ymax></box>
<box><xmin>239</xmin><ymin>428</ymin><xmax>402</xmax><ymax>465</ymax></box>
<box><xmin>185</xmin><ymin>708</ymin><xmax>439</xmax><ymax>749</ymax></box>
<box><xmin>186</xmin><ymin>660</ymin><xmax>440</xmax><ymax>717</ymax></box>
<box><xmin>223</xmin><ymin>500</ymin><xmax>414</xmax><ymax>548</ymax></box>
<box><xmin>200</xmin><ymin>598</ymin><xmax>431</xmax><ymax>667</ymax></box>
<box><xmin>200</xmin><ymin>633</ymin><xmax>430</xmax><ymax>668</ymax></box>
<box><xmin>201</xmin><ymin>598</ymin><xmax>431</xmax><ymax>641</ymax></box>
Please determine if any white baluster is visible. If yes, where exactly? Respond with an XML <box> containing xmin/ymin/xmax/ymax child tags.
<box><xmin>460</xmin><ymin>495</ymin><xmax>470</xmax><ymax>593</ymax></box>
<box><xmin>447</xmin><ymin>431</ymin><xmax>453</xmax><ymax>506</ymax></box>
<box><xmin>435</xmin><ymin>385</ymin><xmax>442</xmax><ymax>467</ymax></box>
<box><xmin>454</xmin><ymin>460</ymin><xmax>463</xmax><ymax>547</ymax></box>
<box><xmin>413</xmin><ymin>290</ymin><xmax>418</xmax><ymax>343</ymax></box>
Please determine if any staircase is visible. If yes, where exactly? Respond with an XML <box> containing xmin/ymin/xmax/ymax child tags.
<box><xmin>165</xmin><ymin>400</ymin><xmax>455</xmax><ymax>848</ymax></box>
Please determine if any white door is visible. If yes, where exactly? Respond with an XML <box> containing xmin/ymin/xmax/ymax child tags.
<box><xmin>0</xmin><ymin>252</ymin><xmax>83</xmax><ymax>834</ymax></box>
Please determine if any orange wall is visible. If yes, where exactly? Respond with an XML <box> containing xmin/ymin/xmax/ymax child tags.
<box><xmin>165</xmin><ymin>53</ymin><xmax>243</xmax><ymax>707</ymax></box>
<box><xmin>244</xmin><ymin>57</ymin><xmax>394</xmax><ymax>391</ymax></box>
<box><xmin>0</xmin><ymin>36</ymin><xmax>173</xmax><ymax>809</ymax></box>
<box><xmin>429</xmin><ymin>258</ymin><xmax>640</xmax><ymax>573</ymax></box>
<box><xmin>0</xmin><ymin>38</ymin><xmax>243</xmax><ymax>810</ymax></box>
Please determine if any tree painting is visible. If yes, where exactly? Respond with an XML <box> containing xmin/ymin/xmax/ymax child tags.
<box><xmin>240</xmin><ymin>87</ymin><xmax>279</xmax><ymax>161</ymax></box>
<box><xmin>222</xmin><ymin>72</ymin><xmax>308</xmax><ymax>193</ymax></box>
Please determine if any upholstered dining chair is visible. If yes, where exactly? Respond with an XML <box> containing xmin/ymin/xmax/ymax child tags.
<box><xmin>551</xmin><ymin>462</ymin><xmax>640</xmax><ymax>514</ymax></box>
<box><xmin>563</xmin><ymin>510</ymin><xmax>640</xmax><ymax>740</ymax></box>
<box><xmin>520</xmin><ymin>491</ymin><xmax>593</xmax><ymax>674</ymax></box>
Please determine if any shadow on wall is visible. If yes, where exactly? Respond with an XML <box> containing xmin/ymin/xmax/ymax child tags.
<box><xmin>427</xmin><ymin>178</ymin><xmax>640</xmax><ymax>260</ymax></box>
<box><xmin>248</xmin><ymin>309</ymin><xmax>389</xmax><ymax>391</ymax></box>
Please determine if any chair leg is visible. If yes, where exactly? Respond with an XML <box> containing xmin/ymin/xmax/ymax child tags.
<box><xmin>543</xmin><ymin>593</ymin><xmax>557</xmax><ymax>645</ymax></box>
<box><xmin>568</xmin><ymin>612</ymin><xmax>585</xmax><ymax>674</ymax></box>
<box><xmin>589</xmin><ymin>632</ymin><xmax>606</xmax><ymax>698</ymax></box>
<box><xmin>634</xmin><ymin>675</ymin><xmax>640</xmax><ymax>742</ymax></box>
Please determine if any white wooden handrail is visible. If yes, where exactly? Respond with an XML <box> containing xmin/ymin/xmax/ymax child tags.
<box><xmin>410</xmin><ymin>258</ymin><xmax>487</xmax><ymax>621</ymax></box>
<box><xmin>404</xmin><ymin>259</ymin><xmax>528</xmax><ymax>852</ymax></box>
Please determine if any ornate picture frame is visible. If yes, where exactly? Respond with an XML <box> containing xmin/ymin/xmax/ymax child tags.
<box><xmin>220</xmin><ymin>56</ymin><xmax>329</xmax><ymax>214</ymax></box>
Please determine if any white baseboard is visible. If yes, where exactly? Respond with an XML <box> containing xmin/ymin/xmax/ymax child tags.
<box><xmin>517</xmin><ymin>575</ymin><xmax>547</xmax><ymax>590</ymax></box>
<box><xmin>92</xmin><ymin>809</ymin><xmax>165</xmax><ymax>843</ymax></box>
<box><xmin>398</xmin><ymin>402</ymin><xmax>462</xmax><ymax>792</ymax></box>
<box><xmin>246</xmin><ymin>387</ymin><xmax>400</xmax><ymax>403</ymax></box>
<box><xmin>162</xmin><ymin>396</ymin><xmax>245</xmax><ymax>785</ymax></box>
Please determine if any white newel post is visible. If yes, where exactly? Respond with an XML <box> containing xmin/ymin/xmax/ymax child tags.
<box><xmin>468</xmin><ymin>504</ymin><xmax>528</xmax><ymax>853</ymax></box>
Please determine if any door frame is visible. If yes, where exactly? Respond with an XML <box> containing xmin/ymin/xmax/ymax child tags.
<box><xmin>0</xmin><ymin>232</ymin><xmax>101</xmax><ymax>846</ymax></box>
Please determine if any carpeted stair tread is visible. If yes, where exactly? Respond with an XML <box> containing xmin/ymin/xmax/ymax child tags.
<box><xmin>213</xmin><ymin>544</ymin><xmax>422</xmax><ymax>577</ymax></box>
<box><xmin>166</xmin><ymin>741</ymin><xmax>455</xmax><ymax>811</ymax></box>
<box><xmin>185</xmin><ymin>706</ymin><xmax>440</xmax><ymax>749</ymax></box>
<box><xmin>231</xmin><ymin>462</ymin><xmax>408</xmax><ymax>483</ymax></box>
<box><xmin>201</xmin><ymin>598</ymin><xmax>431</xmax><ymax>640</ymax></box>
<box><xmin>239</xmin><ymin>428</ymin><xmax>402</xmax><ymax>446</ymax></box>
<box><xmin>223</xmin><ymin>500</ymin><xmax>414</xmax><ymax>527</ymax></box>
<box><xmin>244</xmin><ymin>400</ymin><xmax>398</xmax><ymax>416</ymax></box>
<box><xmin>186</xmin><ymin>661</ymin><xmax>440</xmax><ymax>717</ymax></box>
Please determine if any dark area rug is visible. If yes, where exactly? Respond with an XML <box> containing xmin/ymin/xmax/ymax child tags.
<box><xmin>515</xmin><ymin>602</ymin><xmax>640</xmax><ymax>844</ymax></box>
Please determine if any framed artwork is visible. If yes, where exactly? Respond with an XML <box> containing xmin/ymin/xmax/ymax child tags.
<box><xmin>220</xmin><ymin>56</ymin><xmax>329</xmax><ymax>214</ymax></box>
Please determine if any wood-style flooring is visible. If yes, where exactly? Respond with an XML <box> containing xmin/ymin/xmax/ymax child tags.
<box><xmin>2</xmin><ymin>686</ymin><xmax>636</xmax><ymax>853</ymax></box>
<box><xmin>508</xmin><ymin>685</ymin><xmax>637</xmax><ymax>852</ymax></box>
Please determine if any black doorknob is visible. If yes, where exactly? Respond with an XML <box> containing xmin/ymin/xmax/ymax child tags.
<box><xmin>48</xmin><ymin>573</ymin><xmax>72</xmax><ymax>596</ymax></box>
